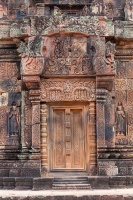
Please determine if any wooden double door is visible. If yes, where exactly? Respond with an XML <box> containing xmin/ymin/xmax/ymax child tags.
<box><xmin>49</xmin><ymin>105</ymin><xmax>88</xmax><ymax>171</ymax></box>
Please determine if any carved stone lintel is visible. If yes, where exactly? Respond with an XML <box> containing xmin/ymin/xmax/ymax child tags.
<box><xmin>41</xmin><ymin>79</ymin><xmax>96</xmax><ymax>102</ymax></box>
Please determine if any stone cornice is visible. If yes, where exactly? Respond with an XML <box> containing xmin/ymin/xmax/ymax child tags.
<box><xmin>1</xmin><ymin>16</ymin><xmax>133</xmax><ymax>39</ymax></box>
<box><xmin>0</xmin><ymin>16</ymin><xmax>113</xmax><ymax>39</ymax></box>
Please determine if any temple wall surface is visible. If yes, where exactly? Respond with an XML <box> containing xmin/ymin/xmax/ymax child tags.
<box><xmin>0</xmin><ymin>0</ymin><xmax>133</xmax><ymax>189</ymax></box>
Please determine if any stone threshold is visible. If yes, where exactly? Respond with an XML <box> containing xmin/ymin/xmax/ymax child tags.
<box><xmin>0</xmin><ymin>189</ymin><xmax>133</xmax><ymax>200</ymax></box>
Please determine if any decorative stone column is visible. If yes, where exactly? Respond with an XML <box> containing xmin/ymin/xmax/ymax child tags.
<box><xmin>21</xmin><ymin>55</ymin><xmax>44</xmax><ymax>147</ymax></box>
<box><xmin>96</xmin><ymin>76</ymin><xmax>115</xmax><ymax>148</ymax></box>
<box><xmin>96</xmin><ymin>88</ymin><xmax>107</xmax><ymax>148</ymax></box>
<box><xmin>29</xmin><ymin>90</ymin><xmax>41</xmax><ymax>150</ymax></box>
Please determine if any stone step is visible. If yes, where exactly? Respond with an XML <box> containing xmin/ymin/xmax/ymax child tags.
<box><xmin>54</xmin><ymin>176</ymin><xmax>89</xmax><ymax>180</ymax></box>
<box><xmin>52</xmin><ymin>183</ymin><xmax>91</xmax><ymax>190</ymax></box>
<box><xmin>52</xmin><ymin>176</ymin><xmax>90</xmax><ymax>190</ymax></box>
<box><xmin>54</xmin><ymin>180</ymin><xmax>89</xmax><ymax>184</ymax></box>
<box><xmin>54</xmin><ymin>178</ymin><xmax>89</xmax><ymax>183</ymax></box>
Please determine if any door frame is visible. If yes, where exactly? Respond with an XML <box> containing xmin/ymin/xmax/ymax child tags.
<box><xmin>47</xmin><ymin>102</ymin><xmax>90</xmax><ymax>173</ymax></box>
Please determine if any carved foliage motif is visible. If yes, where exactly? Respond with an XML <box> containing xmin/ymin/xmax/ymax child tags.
<box><xmin>44</xmin><ymin>36</ymin><xmax>94</xmax><ymax>76</ymax></box>
<box><xmin>0</xmin><ymin>62</ymin><xmax>18</xmax><ymax>80</ymax></box>
<box><xmin>32</xmin><ymin>103</ymin><xmax>40</xmax><ymax>148</ymax></box>
<box><xmin>97</xmin><ymin>102</ymin><xmax>105</xmax><ymax>146</ymax></box>
<box><xmin>23</xmin><ymin>92</ymin><xmax>32</xmax><ymax>148</ymax></box>
<box><xmin>0</xmin><ymin>106</ymin><xmax>9</xmax><ymax>146</ymax></box>
<box><xmin>41</xmin><ymin>79</ymin><xmax>95</xmax><ymax>102</ymax></box>
<box><xmin>22</xmin><ymin>56</ymin><xmax>44</xmax><ymax>75</ymax></box>
<box><xmin>0</xmin><ymin>62</ymin><xmax>21</xmax><ymax>92</ymax></box>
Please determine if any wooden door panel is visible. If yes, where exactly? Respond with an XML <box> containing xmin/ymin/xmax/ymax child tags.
<box><xmin>51</xmin><ymin>106</ymin><xmax>85</xmax><ymax>171</ymax></box>
<box><xmin>71</xmin><ymin>109</ymin><xmax>84</xmax><ymax>168</ymax></box>
<box><xmin>53</xmin><ymin>109</ymin><xmax>65</xmax><ymax>168</ymax></box>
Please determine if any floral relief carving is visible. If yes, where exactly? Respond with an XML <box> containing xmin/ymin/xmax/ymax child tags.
<box><xmin>43</xmin><ymin>36</ymin><xmax>94</xmax><ymax>76</ymax></box>
<box><xmin>41</xmin><ymin>79</ymin><xmax>95</xmax><ymax>102</ymax></box>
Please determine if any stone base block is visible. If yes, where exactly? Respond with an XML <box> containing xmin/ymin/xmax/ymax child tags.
<box><xmin>15</xmin><ymin>178</ymin><xmax>33</xmax><ymax>190</ymax></box>
<box><xmin>89</xmin><ymin>176</ymin><xmax>109</xmax><ymax>189</ymax></box>
<box><xmin>109</xmin><ymin>176</ymin><xmax>127</xmax><ymax>188</ymax></box>
<box><xmin>21</xmin><ymin>168</ymin><xmax>41</xmax><ymax>177</ymax></box>
<box><xmin>0</xmin><ymin>178</ymin><xmax>3</xmax><ymax>189</ymax></box>
<box><xmin>33</xmin><ymin>178</ymin><xmax>54</xmax><ymax>190</ymax></box>
<box><xmin>3</xmin><ymin>177</ymin><xmax>15</xmax><ymax>189</ymax></box>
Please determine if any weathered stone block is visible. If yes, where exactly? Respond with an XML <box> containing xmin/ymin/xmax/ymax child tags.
<box><xmin>109</xmin><ymin>176</ymin><xmax>127</xmax><ymax>188</ymax></box>
<box><xmin>89</xmin><ymin>177</ymin><xmax>109</xmax><ymax>189</ymax></box>
<box><xmin>9</xmin><ymin>169</ymin><xmax>21</xmax><ymax>177</ymax></box>
<box><xmin>33</xmin><ymin>178</ymin><xmax>53</xmax><ymax>190</ymax></box>
<box><xmin>21</xmin><ymin>168</ymin><xmax>40</xmax><ymax>177</ymax></box>
<box><xmin>3</xmin><ymin>177</ymin><xmax>15</xmax><ymax>189</ymax></box>
<box><xmin>101</xmin><ymin>196</ymin><xmax>124</xmax><ymax>200</ymax></box>
<box><xmin>15</xmin><ymin>177</ymin><xmax>33</xmax><ymax>190</ymax></box>
<box><xmin>0</xmin><ymin>178</ymin><xmax>3</xmax><ymax>189</ymax></box>
<box><xmin>126</xmin><ymin>176</ymin><xmax>133</xmax><ymax>188</ymax></box>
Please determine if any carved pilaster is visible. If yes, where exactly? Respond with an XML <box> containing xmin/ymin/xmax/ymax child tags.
<box><xmin>91</xmin><ymin>36</ymin><xmax>105</xmax><ymax>75</ymax></box>
<box><xmin>28</xmin><ymin>89</ymin><xmax>41</xmax><ymax>151</ymax></box>
<box><xmin>40</xmin><ymin>104</ymin><xmax>48</xmax><ymax>176</ymax></box>
<box><xmin>105</xmin><ymin>91</ymin><xmax>115</xmax><ymax>147</ymax></box>
<box><xmin>96</xmin><ymin>88</ymin><xmax>107</xmax><ymax>147</ymax></box>
<box><xmin>31</xmin><ymin>102</ymin><xmax>40</xmax><ymax>150</ymax></box>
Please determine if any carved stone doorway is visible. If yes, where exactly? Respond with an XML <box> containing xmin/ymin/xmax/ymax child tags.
<box><xmin>49</xmin><ymin>104</ymin><xmax>89</xmax><ymax>172</ymax></box>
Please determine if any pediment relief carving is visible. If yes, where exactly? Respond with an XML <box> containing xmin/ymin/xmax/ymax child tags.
<box><xmin>43</xmin><ymin>35</ymin><xmax>95</xmax><ymax>76</ymax></box>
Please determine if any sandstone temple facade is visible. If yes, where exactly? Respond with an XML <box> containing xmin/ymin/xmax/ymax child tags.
<box><xmin>0</xmin><ymin>0</ymin><xmax>133</xmax><ymax>189</ymax></box>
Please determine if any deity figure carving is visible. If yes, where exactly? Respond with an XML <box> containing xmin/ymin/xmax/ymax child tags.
<box><xmin>115</xmin><ymin>102</ymin><xmax>126</xmax><ymax>136</ymax></box>
<box><xmin>124</xmin><ymin>1</ymin><xmax>133</xmax><ymax>21</ymax></box>
<box><xmin>17</xmin><ymin>3</ymin><xmax>26</xmax><ymax>18</ymax></box>
<box><xmin>0</xmin><ymin>92</ymin><xmax>6</xmax><ymax>106</ymax></box>
<box><xmin>85</xmin><ymin>0</ymin><xmax>104</xmax><ymax>15</ymax></box>
<box><xmin>105</xmin><ymin>3</ymin><xmax>114</xmax><ymax>18</ymax></box>
<box><xmin>105</xmin><ymin>41</ymin><xmax>116</xmax><ymax>73</ymax></box>
<box><xmin>0</xmin><ymin>3</ymin><xmax>7</xmax><ymax>19</ymax></box>
<box><xmin>90</xmin><ymin>1</ymin><xmax>99</xmax><ymax>14</ymax></box>
<box><xmin>82</xmin><ymin>5</ymin><xmax>90</xmax><ymax>16</ymax></box>
<box><xmin>8</xmin><ymin>102</ymin><xmax>20</xmax><ymax>136</ymax></box>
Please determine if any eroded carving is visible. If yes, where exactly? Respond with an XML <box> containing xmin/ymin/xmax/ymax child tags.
<box><xmin>105</xmin><ymin>41</ymin><xmax>116</xmax><ymax>74</ymax></box>
<box><xmin>22</xmin><ymin>56</ymin><xmax>44</xmax><ymax>75</ymax></box>
<box><xmin>124</xmin><ymin>0</ymin><xmax>133</xmax><ymax>21</ymax></box>
<box><xmin>0</xmin><ymin>1</ymin><xmax>7</xmax><ymax>19</ymax></box>
<box><xmin>0</xmin><ymin>106</ymin><xmax>9</xmax><ymax>146</ymax></box>
<box><xmin>115</xmin><ymin>102</ymin><xmax>126</xmax><ymax>136</ymax></box>
<box><xmin>8</xmin><ymin>102</ymin><xmax>20</xmax><ymax>136</ymax></box>
<box><xmin>44</xmin><ymin>36</ymin><xmax>94</xmax><ymax>76</ymax></box>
